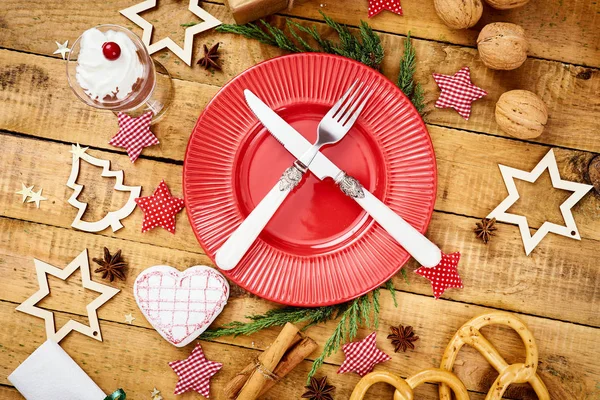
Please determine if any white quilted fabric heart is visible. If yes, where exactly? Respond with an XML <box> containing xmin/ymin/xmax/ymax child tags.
<box><xmin>134</xmin><ymin>265</ymin><xmax>229</xmax><ymax>347</ymax></box>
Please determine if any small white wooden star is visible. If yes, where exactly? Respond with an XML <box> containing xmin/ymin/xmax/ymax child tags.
<box><xmin>150</xmin><ymin>388</ymin><xmax>162</xmax><ymax>399</ymax></box>
<box><xmin>488</xmin><ymin>149</ymin><xmax>593</xmax><ymax>255</ymax></box>
<box><xmin>53</xmin><ymin>40</ymin><xmax>71</xmax><ymax>60</ymax></box>
<box><xmin>15</xmin><ymin>183</ymin><xmax>34</xmax><ymax>202</ymax></box>
<box><xmin>124</xmin><ymin>313</ymin><xmax>135</xmax><ymax>324</ymax></box>
<box><xmin>70</xmin><ymin>143</ymin><xmax>89</xmax><ymax>158</ymax></box>
<box><xmin>27</xmin><ymin>188</ymin><xmax>47</xmax><ymax>208</ymax></box>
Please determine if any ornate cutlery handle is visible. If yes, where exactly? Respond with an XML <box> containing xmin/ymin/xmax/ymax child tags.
<box><xmin>215</xmin><ymin>163</ymin><xmax>305</xmax><ymax>271</ymax></box>
<box><xmin>336</xmin><ymin>173</ymin><xmax>442</xmax><ymax>268</ymax></box>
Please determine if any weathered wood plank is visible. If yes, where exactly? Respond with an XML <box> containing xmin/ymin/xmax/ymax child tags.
<box><xmin>1</xmin><ymin>130</ymin><xmax>599</xmax><ymax>325</ymax></box>
<box><xmin>1</xmin><ymin>46</ymin><xmax>598</xmax><ymax>163</ymax></box>
<box><xmin>0</xmin><ymin>201</ymin><xmax>598</xmax><ymax>329</ymax></box>
<box><xmin>2</xmin><ymin>84</ymin><xmax>599</xmax><ymax>244</ymax></box>
<box><xmin>1</xmin><ymin>265</ymin><xmax>599</xmax><ymax>399</ymax></box>
<box><xmin>285</xmin><ymin>0</ymin><xmax>600</xmax><ymax>68</ymax></box>
<box><xmin>1</xmin><ymin>0</ymin><xmax>598</xmax><ymax>68</ymax></box>
<box><xmin>1</xmin><ymin>301</ymin><xmax>445</xmax><ymax>400</ymax></box>
<box><xmin>0</xmin><ymin>16</ymin><xmax>599</xmax><ymax>154</ymax></box>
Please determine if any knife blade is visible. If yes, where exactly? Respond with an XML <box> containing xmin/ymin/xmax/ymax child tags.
<box><xmin>244</xmin><ymin>89</ymin><xmax>444</xmax><ymax>268</ymax></box>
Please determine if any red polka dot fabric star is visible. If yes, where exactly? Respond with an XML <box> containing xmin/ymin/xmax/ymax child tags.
<box><xmin>109</xmin><ymin>111</ymin><xmax>159</xmax><ymax>163</ymax></box>
<box><xmin>432</xmin><ymin>66</ymin><xmax>487</xmax><ymax>120</ymax></box>
<box><xmin>337</xmin><ymin>332</ymin><xmax>391</xmax><ymax>376</ymax></box>
<box><xmin>135</xmin><ymin>180</ymin><xmax>185</xmax><ymax>234</ymax></box>
<box><xmin>415</xmin><ymin>252</ymin><xmax>463</xmax><ymax>299</ymax></box>
<box><xmin>169</xmin><ymin>344</ymin><xmax>222</xmax><ymax>397</ymax></box>
<box><xmin>368</xmin><ymin>0</ymin><xmax>403</xmax><ymax>17</ymax></box>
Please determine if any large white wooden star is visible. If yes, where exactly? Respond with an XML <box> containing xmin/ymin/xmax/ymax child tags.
<box><xmin>487</xmin><ymin>149</ymin><xmax>592</xmax><ymax>255</ymax></box>
<box><xmin>120</xmin><ymin>0</ymin><xmax>221</xmax><ymax>66</ymax></box>
<box><xmin>16</xmin><ymin>249</ymin><xmax>120</xmax><ymax>342</ymax></box>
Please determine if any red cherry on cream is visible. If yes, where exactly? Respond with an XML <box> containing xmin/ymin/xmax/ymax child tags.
<box><xmin>102</xmin><ymin>42</ymin><xmax>121</xmax><ymax>61</ymax></box>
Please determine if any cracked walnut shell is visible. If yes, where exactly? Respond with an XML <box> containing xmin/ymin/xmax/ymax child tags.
<box><xmin>477</xmin><ymin>23</ymin><xmax>528</xmax><ymax>70</ymax></box>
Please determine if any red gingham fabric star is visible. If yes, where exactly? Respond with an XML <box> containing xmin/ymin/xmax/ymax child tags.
<box><xmin>109</xmin><ymin>111</ymin><xmax>159</xmax><ymax>162</ymax></box>
<box><xmin>135</xmin><ymin>180</ymin><xmax>185</xmax><ymax>234</ymax></box>
<box><xmin>337</xmin><ymin>332</ymin><xmax>391</xmax><ymax>376</ymax></box>
<box><xmin>169</xmin><ymin>344</ymin><xmax>222</xmax><ymax>397</ymax></box>
<box><xmin>432</xmin><ymin>67</ymin><xmax>487</xmax><ymax>120</ymax></box>
<box><xmin>369</xmin><ymin>0</ymin><xmax>402</xmax><ymax>17</ymax></box>
<box><xmin>415</xmin><ymin>252</ymin><xmax>463</xmax><ymax>299</ymax></box>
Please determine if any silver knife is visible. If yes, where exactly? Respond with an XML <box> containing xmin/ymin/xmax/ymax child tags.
<box><xmin>243</xmin><ymin>89</ymin><xmax>446</xmax><ymax>268</ymax></box>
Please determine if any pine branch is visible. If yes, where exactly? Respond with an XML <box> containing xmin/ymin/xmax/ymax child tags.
<box><xmin>216</xmin><ymin>11</ymin><xmax>384</xmax><ymax>70</ymax></box>
<box><xmin>398</xmin><ymin>32</ymin><xmax>426</xmax><ymax>115</ymax></box>
<box><xmin>385</xmin><ymin>279</ymin><xmax>398</xmax><ymax>307</ymax></box>
<box><xmin>200</xmin><ymin>306</ymin><xmax>341</xmax><ymax>340</ymax></box>
<box><xmin>401</xmin><ymin>268</ymin><xmax>410</xmax><ymax>285</ymax></box>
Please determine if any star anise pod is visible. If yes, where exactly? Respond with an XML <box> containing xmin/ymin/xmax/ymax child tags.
<box><xmin>302</xmin><ymin>376</ymin><xmax>335</xmax><ymax>400</ymax></box>
<box><xmin>93</xmin><ymin>247</ymin><xmax>127</xmax><ymax>282</ymax></box>
<box><xmin>474</xmin><ymin>217</ymin><xmax>497</xmax><ymax>244</ymax></box>
<box><xmin>197</xmin><ymin>43</ymin><xmax>221</xmax><ymax>70</ymax></box>
<box><xmin>387</xmin><ymin>325</ymin><xmax>419</xmax><ymax>353</ymax></box>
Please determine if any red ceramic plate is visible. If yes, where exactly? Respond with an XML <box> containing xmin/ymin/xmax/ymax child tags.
<box><xmin>184</xmin><ymin>53</ymin><xmax>436</xmax><ymax>307</ymax></box>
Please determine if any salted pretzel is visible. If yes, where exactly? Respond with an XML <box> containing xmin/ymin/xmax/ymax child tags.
<box><xmin>439</xmin><ymin>311</ymin><xmax>549</xmax><ymax>399</ymax></box>
<box><xmin>349</xmin><ymin>311</ymin><xmax>550</xmax><ymax>400</ymax></box>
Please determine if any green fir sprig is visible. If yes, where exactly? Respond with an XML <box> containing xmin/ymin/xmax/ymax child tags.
<box><xmin>201</xmin><ymin>284</ymin><xmax>390</xmax><ymax>381</ymax></box>
<box><xmin>398</xmin><ymin>32</ymin><xmax>425</xmax><ymax>114</ymax></box>
<box><xmin>216</xmin><ymin>11</ymin><xmax>384</xmax><ymax>70</ymax></box>
<box><xmin>216</xmin><ymin>12</ymin><xmax>424</xmax><ymax>113</ymax></box>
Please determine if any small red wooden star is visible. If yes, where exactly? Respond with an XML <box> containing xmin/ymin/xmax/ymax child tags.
<box><xmin>368</xmin><ymin>0</ymin><xmax>403</xmax><ymax>17</ymax></box>
<box><xmin>135</xmin><ymin>180</ymin><xmax>185</xmax><ymax>234</ymax></box>
<box><xmin>432</xmin><ymin>66</ymin><xmax>487</xmax><ymax>120</ymax></box>
<box><xmin>415</xmin><ymin>252</ymin><xmax>463</xmax><ymax>299</ymax></box>
<box><xmin>337</xmin><ymin>332</ymin><xmax>391</xmax><ymax>376</ymax></box>
<box><xmin>109</xmin><ymin>111</ymin><xmax>159</xmax><ymax>163</ymax></box>
<box><xmin>169</xmin><ymin>344</ymin><xmax>222</xmax><ymax>397</ymax></box>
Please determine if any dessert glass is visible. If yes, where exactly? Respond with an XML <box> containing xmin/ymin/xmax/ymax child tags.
<box><xmin>66</xmin><ymin>24</ymin><xmax>173</xmax><ymax>121</ymax></box>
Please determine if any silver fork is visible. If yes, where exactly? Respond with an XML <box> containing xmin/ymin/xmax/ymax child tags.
<box><xmin>216</xmin><ymin>82</ymin><xmax>373</xmax><ymax>271</ymax></box>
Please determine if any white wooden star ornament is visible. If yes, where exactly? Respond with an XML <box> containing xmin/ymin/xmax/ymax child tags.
<box><xmin>15</xmin><ymin>183</ymin><xmax>34</xmax><ymax>202</ymax></box>
<box><xmin>120</xmin><ymin>0</ymin><xmax>221</xmax><ymax>66</ymax></box>
<box><xmin>124</xmin><ymin>313</ymin><xmax>136</xmax><ymax>324</ymax></box>
<box><xmin>53</xmin><ymin>40</ymin><xmax>71</xmax><ymax>59</ymax></box>
<box><xmin>27</xmin><ymin>188</ymin><xmax>47</xmax><ymax>208</ymax></box>
<box><xmin>16</xmin><ymin>249</ymin><xmax>120</xmax><ymax>342</ymax></box>
<box><xmin>487</xmin><ymin>149</ymin><xmax>593</xmax><ymax>255</ymax></box>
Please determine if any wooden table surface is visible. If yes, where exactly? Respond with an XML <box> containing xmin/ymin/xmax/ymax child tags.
<box><xmin>1</xmin><ymin>0</ymin><xmax>599</xmax><ymax>399</ymax></box>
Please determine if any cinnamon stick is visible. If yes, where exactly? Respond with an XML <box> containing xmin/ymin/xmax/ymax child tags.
<box><xmin>223</xmin><ymin>334</ymin><xmax>317</xmax><ymax>399</ymax></box>
<box><xmin>236</xmin><ymin>323</ymin><xmax>300</xmax><ymax>400</ymax></box>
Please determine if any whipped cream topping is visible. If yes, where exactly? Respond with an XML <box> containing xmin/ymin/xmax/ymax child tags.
<box><xmin>76</xmin><ymin>28</ymin><xmax>145</xmax><ymax>101</ymax></box>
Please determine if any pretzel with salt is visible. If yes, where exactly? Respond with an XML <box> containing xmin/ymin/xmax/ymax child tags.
<box><xmin>349</xmin><ymin>368</ymin><xmax>469</xmax><ymax>400</ymax></box>
<box><xmin>439</xmin><ymin>311</ymin><xmax>549</xmax><ymax>400</ymax></box>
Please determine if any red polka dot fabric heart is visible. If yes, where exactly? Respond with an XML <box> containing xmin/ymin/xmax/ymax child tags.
<box><xmin>415</xmin><ymin>252</ymin><xmax>463</xmax><ymax>299</ymax></box>
<box><xmin>368</xmin><ymin>0</ymin><xmax>403</xmax><ymax>17</ymax></box>
<box><xmin>135</xmin><ymin>180</ymin><xmax>185</xmax><ymax>234</ymax></box>
<box><xmin>338</xmin><ymin>332</ymin><xmax>391</xmax><ymax>376</ymax></box>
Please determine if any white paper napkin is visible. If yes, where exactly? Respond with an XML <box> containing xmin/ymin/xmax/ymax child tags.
<box><xmin>8</xmin><ymin>340</ymin><xmax>106</xmax><ymax>400</ymax></box>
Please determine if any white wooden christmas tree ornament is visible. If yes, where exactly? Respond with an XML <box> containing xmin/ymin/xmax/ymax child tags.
<box><xmin>16</xmin><ymin>249</ymin><xmax>120</xmax><ymax>343</ymax></box>
<box><xmin>120</xmin><ymin>0</ymin><xmax>221</xmax><ymax>66</ymax></box>
<box><xmin>487</xmin><ymin>149</ymin><xmax>593</xmax><ymax>255</ymax></box>
<box><xmin>67</xmin><ymin>143</ymin><xmax>141</xmax><ymax>232</ymax></box>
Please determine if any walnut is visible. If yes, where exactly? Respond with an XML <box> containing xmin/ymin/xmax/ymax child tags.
<box><xmin>477</xmin><ymin>23</ymin><xmax>528</xmax><ymax>70</ymax></box>
<box><xmin>434</xmin><ymin>0</ymin><xmax>483</xmax><ymax>29</ymax></box>
<box><xmin>484</xmin><ymin>0</ymin><xmax>530</xmax><ymax>9</ymax></box>
<box><xmin>495</xmin><ymin>90</ymin><xmax>548</xmax><ymax>139</ymax></box>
